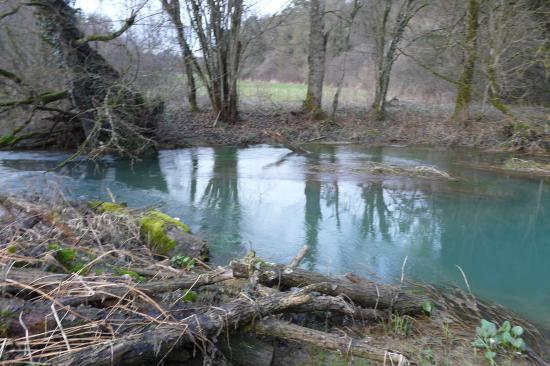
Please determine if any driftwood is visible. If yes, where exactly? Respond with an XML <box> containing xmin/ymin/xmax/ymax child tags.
<box><xmin>288</xmin><ymin>245</ymin><xmax>309</xmax><ymax>269</ymax></box>
<box><xmin>255</xmin><ymin>319</ymin><xmax>409</xmax><ymax>364</ymax></box>
<box><xmin>263</xmin><ymin>130</ymin><xmax>310</xmax><ymax>155</ymax></box>
<box><xmin>0</xmin><ymin>265</ymin><xmax>232</xmax><ymax>306</ymax></box>
<box><xmin>50</xmin><ymin>291</ymin><xmax>314</xmax><ymax>366</ymax></box>
<box><xmin>231</xmin><ymin>259</ymin><xmax>425</xmax><ymax>315</ymax></box>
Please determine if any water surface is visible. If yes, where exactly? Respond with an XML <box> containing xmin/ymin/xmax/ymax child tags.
<box><xmin>1</xmin><ymin>145</ymin><xmax>548</xmax><ymax>328</ymax></box>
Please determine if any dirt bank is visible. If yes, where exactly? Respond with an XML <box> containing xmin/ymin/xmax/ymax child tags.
<box><xmin>156</xmin><ymin>103</ymin><xmax>550</xmax><ymax>154</ymax></box>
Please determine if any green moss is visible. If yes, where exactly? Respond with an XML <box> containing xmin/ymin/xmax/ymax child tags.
<box><xmin>49</xmin><ymin>245</ymin><xmax>87</xmax><ymax>274</ymax></box>
<box><xmin>56</xmin><ymin>248</ymin><xmax>77</xmax><ymax>266</ymax></box>
<box><xmin>114</xmin><ymin>268</ymin><xmax>146</xmax><ymax>282</ymax></box>
<box><xmin>181</xmin><ymin>290</ymin><xmax>197</xmax><ymax>302</ymax></box>
<box><xmin>48</xmin><ymin>242</ymin><xmax>61</xmax><ymax>251</ymax></box>
<box><xmin>87</xmin><ymin>201</ymin><xmax>128</xmax><ymax>214</ymax></box>
<box><xmin>139</xmin><ymin>210</ymin><xmax>190</xmax><ymax>256</ymax></box>
<box><xmin>7</xmin><ymin>245</ymin><xmax>17</xmax><ymax>254</ymax></box>
<box><xmin>0</xmin><ymin>134</ymin><xmax>16</xmax><ymax>147</ymax></box>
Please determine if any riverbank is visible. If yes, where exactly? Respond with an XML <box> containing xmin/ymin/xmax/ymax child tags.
<box><xmin>156</xmin><ymin>103</ymin><xmax>550</xmax><ymax>154</ymax></box>
<box><xmin>1</xmin><ymin>196</ymin><xmax>548</xmax><ymax>365</ymax></box>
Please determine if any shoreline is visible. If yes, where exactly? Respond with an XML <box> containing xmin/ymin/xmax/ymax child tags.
<box><xmin>1</xmin><ymin>196</ymin><xmax>548</xmax><ymax>365</ymax></box>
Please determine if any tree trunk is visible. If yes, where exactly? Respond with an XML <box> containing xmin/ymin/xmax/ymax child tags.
<box><xmin>31</xmin><ymin>0</ymin><xmax>160</xmax><ymax>156</ymax></box>
<box><xmin>185</xmin><ymin>0</ymin><xmax>243</xmax><ymax>123</ymax></box>
<box><xmin>453</xmin><ymin>0</ymin><xmax>480</xmax><ymax>124</ymax></box>
<box><xmin>161</xmin><ymin>0</ymin><xmax>199</xmax><ymax>112</ymax></box>
<box><xmin>304</xmin><ymin>0</ymin><xmax>327</xmax><ymax>119</ymax></box>
<box><xmin>255</xmin><ymin>319</ymin><xmax>409</xmax><ymax>364</ymax></box>
<box><xmin>371</xmin><ymin>0</ymin><xmax>417</xmax><ymax>120</ymax></box>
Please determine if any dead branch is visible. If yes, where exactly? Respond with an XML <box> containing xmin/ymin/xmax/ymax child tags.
<box><xmin>50</xmin><ymin>291</ymin><xmax>314</xmax><ymax>366</ymax></box>
<box><xmin>255</xmin><ymin>319</ymin><xmax>410</xmax><ymax>364</ymax></box>
<box><xmin>231</xmin><ymin>258</ymin><xmax>425</xmax><ymax>314</ymax></box>
<box><xmin>288</xmin><ymin>245</ymin><xmax>309</xmax><ymax>269</ymax></box>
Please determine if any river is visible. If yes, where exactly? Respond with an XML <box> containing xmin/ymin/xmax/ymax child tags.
<box><xmin>1</xmin><ymin>145</ymin><xmax>548</xmax><ymax>329</ymax></box>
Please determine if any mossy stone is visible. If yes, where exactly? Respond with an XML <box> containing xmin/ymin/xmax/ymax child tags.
<box><xmin>139</xmin><ymin>210</ymin><xmax>191</xmax><ymax>256</ymax></box>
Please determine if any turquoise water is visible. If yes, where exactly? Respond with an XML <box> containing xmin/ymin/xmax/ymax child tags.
<box><xmin>0</xmin><ymin>145</ymin><xmax>549</xmax><ymax>328</ymax></box>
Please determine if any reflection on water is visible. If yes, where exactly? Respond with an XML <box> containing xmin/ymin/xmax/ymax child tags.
<box><xmin>0</xmin><ymin>146</ymin><xmax>549</xmax><ymax>329</ymax></box>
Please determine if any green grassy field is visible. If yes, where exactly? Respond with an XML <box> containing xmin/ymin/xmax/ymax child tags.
<box><xmin>149</xmin><ymin>74</ymin><xmax>370</xmax><ymax>107</ymax></box>
<box><xmin>238</xmin><ymin>80</ymin><xmax>370</xmax><ymax>105</ymax></box>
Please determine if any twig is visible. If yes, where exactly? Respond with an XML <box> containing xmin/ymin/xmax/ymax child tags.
<box><xmin>288</xmin><ymin>245</ymin><xmax>309</xmax><ymax>269</ymax></box>
<box><xmin>51</xmin><ymin>303</ymin><xmax>71</xmax><ymax>351</ymax></box>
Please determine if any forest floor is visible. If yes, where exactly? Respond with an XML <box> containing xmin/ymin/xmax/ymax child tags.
<box><xmin>157</xmin><ymin>102</ymin><xmax>550</xmax><ymax>154</ymax></box>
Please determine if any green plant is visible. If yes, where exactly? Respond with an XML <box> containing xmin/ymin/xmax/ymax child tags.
<box><xmin>181</xmin><ymin>290</ymin><xmax>197</xmax><ymax>302</ymax></box>
<box><xmin>422</xmin><ymin>300</ymin><xmax>432</xmax><ymax>315</ymax></box>
<box><xmin>472</xmin><ymin>319</ymin><xmax>526</xmax><ymax>365</ymax></box>
<box><xmin>390</xmin><ymin>314</ymin><xmax>412</xmax><ymax>337</ymax></box>
<box><xmin>170</xmin><ymin>255</ymin><xmax>195</xmax><ymax>270</ymax></box>
<box><xmin>115</xmin><ymin>268</ymin><xmax>146</xmax><ymax>283</ymax></box>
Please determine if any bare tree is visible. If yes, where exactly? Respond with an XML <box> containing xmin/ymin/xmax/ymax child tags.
<box><xmin>183</xmin><ymin>0</ymin><xmax>244</xmax><ymax>123</ymax></box>
<box><xmin>453</xmin><ymin>0</ymin><xmax>480</xmax><ymax>123</ymax></box>
<box><xmin>304</xmin><ymin>0</ymin><xmax>328</xmax><ymax>119</ymax></box>
<box><xmin>371</xmin><ymin>0</ymin><xmax>426</xmax><ymax>119</ymax></box>
<box><xmin>330</xmin><ymin>0</ymin><xmax>361</xmax><ymax>120</ymax></box>
<box><xmin>161</xmin><ymin>0</ymin><xmax>199</xmax><ymax>112</ymax></box>
<box><xmin>482</xmin><ymin>0</ymin><xmax>547</xmax><ymax>114</ymax></box>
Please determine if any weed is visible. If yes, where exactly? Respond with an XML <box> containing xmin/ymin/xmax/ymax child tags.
<box><xmin>472</xmin><ymin>319</ymin><xmax>526</xmax><ymax>365</ymax></box>
<box><xmin>170</xmin><ymin>255</ymin><xmax>195</xmax><ymax>270</ymax></box>
<box><xmin>390</xmin><ymin>314</ymin><xmax>413</xmax><ymax>337</ymax></box>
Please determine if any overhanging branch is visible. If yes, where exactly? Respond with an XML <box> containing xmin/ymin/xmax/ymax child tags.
<box><xmin>0</xmin><ymin>5</ymin><xmax>20</xmax><ymax>21</ymax></box>
<box><xmin>74</xmin><ymin>12</ymin><xmax>136</xmax><ymax>45</ymax></box>
<box><xmin>0</xmin><ymin>90</ymin><xmax>69</xmax><ymax>108</ymax></box>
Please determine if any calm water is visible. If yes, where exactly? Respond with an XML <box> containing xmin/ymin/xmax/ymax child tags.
<box><xmin>0</xmin><ymin>145</ymin><xmax>549</xmax><ymax>328</ymax></box>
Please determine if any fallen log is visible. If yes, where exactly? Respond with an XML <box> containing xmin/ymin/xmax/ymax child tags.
<box><xmin>231</xmin><ymin>258</ymin><xmax>425</xmax><ymax>315</ymax></box>
<box><xmin>263</xmin><ymin>130</ymin><xmax>310</xmax><ymax>155</ymax></box>
<box><xmin>0</xmin><ymin>265</ymin><xmax>232</xmax><ymax>306</ymax></box>
<box><xmin>58</xmin><ymin>268</ymin><xmax>233</xmax><ymax>306</ymax></box>
<box><xmin>289</xmin><ymin>295</ymin><xmax>387</xmax><ymax>321</ymax></box>
<box><xmin>255</xmin><ymin>319</ymin><xmax>410</xmax><ymax>365</ymax></box>
<box><xmin>49</xmin><ymin>291</ymin><xmax>314</xmax><ymax>366</ymax></box>
<box><xmin>0</xmin><ymin>298</ymin><xmax>110</xmax><ymax>338</ymax></box>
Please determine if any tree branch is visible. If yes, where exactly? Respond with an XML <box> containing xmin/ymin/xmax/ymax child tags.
<box><xmin>0</xmin><ymin>90</ymin><xmax>69</xmax><ymax>108</ymax></box>
<box><xmin>74</xmin><ymin>12</ymin><xmax>137</xmax><ymax>45</ymax></box>
<box><xmin>0</xmin><ymin>5</ymin><xmax>20</xmax><ymax>21</ymax></box>
<box><xmin>0</xmin><ymin>67</ymin><xmax>24</xmax><ymax>85</ymax></box>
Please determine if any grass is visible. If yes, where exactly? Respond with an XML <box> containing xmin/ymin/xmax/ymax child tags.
<box><xmin>147</xmin><ymin>73</ymin><xmax>371</xmax><ymax>108</ymax></box>
<box><xmin>238</xmin><ymin>79</ymin><xmax>370</xmax><ymax>106</ymax></box>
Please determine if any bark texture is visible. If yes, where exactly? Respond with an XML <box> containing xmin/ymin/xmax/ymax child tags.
<box><xmin>161</xmin><ymin>0</ymin><xmax>199</xmax><ymax>112</ymax></box>
<box><xmin>28</xmin><ymin>0</ymin><xmax>161</xmax><ymax>155</ymax></box>
<box><xmin>453</xmin><ymin>0</ymin><xmax>480</xmax><ymax>123</ymax></box>
<box><xmin>304</xmin><ymin>0</ymin><xmax>327</xmax><ymax>119</ymax></box>
<box><xmin>231</xmin><ymin>259</ymin><xmax>425</xmax><ymax>314</ymax></box>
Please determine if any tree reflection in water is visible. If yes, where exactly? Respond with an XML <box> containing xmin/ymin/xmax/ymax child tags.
<box><xmin>200</xmin><ymin>148</ymin><xmax>242</xmax><ymax>257</ymax></box>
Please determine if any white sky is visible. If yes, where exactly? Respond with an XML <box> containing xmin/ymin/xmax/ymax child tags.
<box><xmin>75</xmin><ymin>0</ymin><xmax>291</xmax><ymax>20</ymax></box>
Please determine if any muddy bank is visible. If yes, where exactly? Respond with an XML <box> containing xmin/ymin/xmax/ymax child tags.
<box><xmin>156</xmin><ymin>104</ymin><xmax>550</xmax><ymax>154</ymax></box>
<box><xmin>1</xmin><ymin>196</ymin><xmax>548</xmax><ymax>365</ymax></box>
